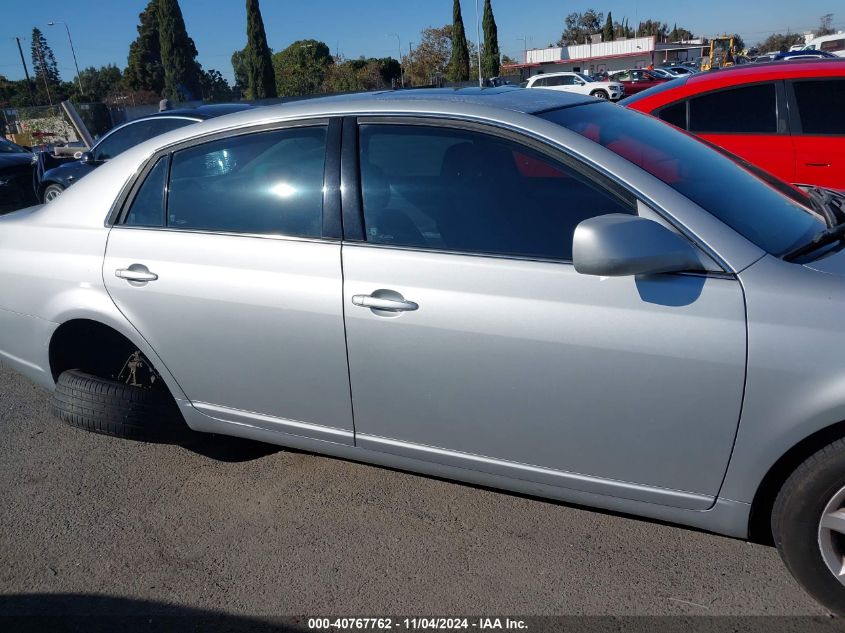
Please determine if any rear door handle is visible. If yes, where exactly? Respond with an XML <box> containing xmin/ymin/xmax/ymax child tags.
<box><xmin>806</xmin><ymin>162</ymin><xmax>831</xmax><ymax>167</ymax></box>
<box><xmin>352</xmin><ymin>294</ymin><xmax>418</xmax><ymax>312</ymax></box>
<box><xmin>115</xmin><ymin>265</ymin><xmax>158</xmax><ymax>283</ymax></box>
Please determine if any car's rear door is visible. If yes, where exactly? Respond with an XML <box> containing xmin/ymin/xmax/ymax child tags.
<box><xmin>788</xmin><ymin>77</ymin><xmax>845</xmax><ymax>189</ymax></box>
<box><xmin>103</xmin><ymin>119</ymin><xmax>355</xmax><ymax>443</ymax></box>
<box><xmin>340</xmin><ymin>117</ymin><xmax>747</xmax><ymax>509</ymax></box>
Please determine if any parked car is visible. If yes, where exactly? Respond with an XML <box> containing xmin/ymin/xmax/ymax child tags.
<box><xmin>803</xmin><ymin>33</ymin><xmax>845</xmax><ymax>57</ymax></box>
<box><xmin>647</xmin><ymin>68</ymin><xmax>675</xmax><ymax>79</ymax></box>
<box><xmin>607</xmin><ymin>68</ymin><xmax>671</xmax><ymax>95</ymax></box>
<box><xmin>38</xmin><ymin>103</ymin><xmax>254</xmax><ymax>202</ymax></box>
<box><xmin>6</xmin><ymin>87</ymin><xmax>845</xmax><ymax>614</ymax></box>
<box><xmin>523</xmin><ymin>71</ymin><xmax>624</xmax><ymax>100</ymax></box>
<box><xmin>622</xmin><ymin>59</ymin><xmax>845</xmax><ymax>190</ymax></box>
<box><xmin>0</xmin><ymin>138</ymin><xmax>37</xmax><ymax>213</ymax></box>
<box><xmin>660</xmin><ymin>65</ymin><xmax>696</xmax><ymax>76</ymax></box>
<box><xmin>774</xmin><ymin>50</ymin><xmax>839</xmax><ymax>61</ymax></box>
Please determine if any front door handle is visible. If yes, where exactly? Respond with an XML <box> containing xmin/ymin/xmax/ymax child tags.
<box><xmin>806</xmin><ymin>162</ymin><xmax>831</xmax><ymax>167</ymax></box>
<box><xmin>352</xmin><ymin>293</ymin><xmax>418</xmax><ymax>312</ymax></box>
<box><xmin>115</xmin><ymin>265</ymin><xmax>158</xmax><ymax>283</ymax></box>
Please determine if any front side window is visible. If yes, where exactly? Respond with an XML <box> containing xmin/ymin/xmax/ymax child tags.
<box><xmin>688</xmin><ymin>83</ymin><xmax>777</xmax><ymax>134</ymax></box>
<box><xmin>358</xmin><ymin>124</ymin><xmax>633</xmax><ymax>261</ymax></box>
<box><xmin>540</xmin><ymin>102</ymin><xmax>823</xmax><ymax>255</ymax></box>
<box><xmin>793</xmin><ymin>79</ymin><xmax>845</xmax><ymax>135</ymax></box>
<box><xmin>166</xmin><ymin>126</ymin><xmax>326</xmax><ymax>237</ymax></box>
<box><xmin>658</xmin><ymin>101</ymin><xmax>687</xmax><ymax>129</ymax></box>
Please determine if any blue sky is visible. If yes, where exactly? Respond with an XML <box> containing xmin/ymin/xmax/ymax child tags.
<box><xmin>1</xmin><ymin>0</ymin><xmax>841</xmax><ymax>84</ymax></box>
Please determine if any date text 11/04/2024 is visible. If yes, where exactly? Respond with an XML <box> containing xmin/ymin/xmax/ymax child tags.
<box><xmin>307</xmin><ymin>618</ymin><xmax>529</xmax><ymax>630</ymax></box>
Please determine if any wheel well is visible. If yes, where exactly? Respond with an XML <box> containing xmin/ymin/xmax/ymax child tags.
<box><xmin>49</xmin><ymin>319</ymin><xmax>140</xmax><ymax>383</ymax></box>
<box><xmin>748</xmin><ymin>420</ymin><xmax>845</xmax><ymax>545</ymax></box>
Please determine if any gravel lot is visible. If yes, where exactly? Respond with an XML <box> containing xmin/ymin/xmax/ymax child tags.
<box><xmin>0</xmin><ymin>361</ymin><xmax>837</xmax><ymax>626</ymax></box>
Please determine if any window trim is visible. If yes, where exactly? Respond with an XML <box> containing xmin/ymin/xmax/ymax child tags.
<box><xmin>785</xmin><ymin>76</ymin><xmax>845</xmax><ymax>137</ymax></box>
<box><xmin>347</xmin><ymin>115</ymin><xmax>638</xmax><ymax>264</ymax></box>
<box><xmin>108</xmin><ymin>117</ymin><xmax>338</xmax><ymax>242</ymax></box>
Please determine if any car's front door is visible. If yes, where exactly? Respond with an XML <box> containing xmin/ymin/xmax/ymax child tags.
<box><xmin>103</xmin><ymin>121</ymin><xmax>355</xmax><ymax>443</ymax></box>
<box><xmin>688</xmin><ymin>82</ymin><xmax>796</xmax><ymax>184</ymax></box>
<box><xmin>341</xmin><ymin>120</ymin><xmax>747</xmax><ymax>509</ymax></box>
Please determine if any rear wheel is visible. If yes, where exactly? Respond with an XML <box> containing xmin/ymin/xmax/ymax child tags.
<box><xmin>590</xmin><ymin>90</ymin><xmax>609</xmax><ymax>100</ymax></box>
<box><xmin>42</xmin><ymin>183</ymin><xmax>65</xmax><ymax>202</ymax></box>
<box><xmin>52</xmin><ymin>369</ymin><xmax>190</xmax><ymax>442</ymax></box>
<box><xmin>772</xmin><ymin>438</ymin><xmax>845</xmax><ymax>614</ymax></box>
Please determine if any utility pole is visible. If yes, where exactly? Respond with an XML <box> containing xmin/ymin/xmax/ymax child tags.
<box><xmin>475</xmin><ymin>0</ymin><xmax>483</xmax><ymax>86</ymax></box>
<box><xmin>32</xmin><ymin>37</ymin><xmax>54</xmax><ymax>106</ymax></box>
<box><xmin>518</xmin><ymin>36</ymin><xmax>528</xmax><ymax>64</ymax></box>
<box><xmin>15</xmin><ymin>37</ymin><xmax>36</xmax><ymax>105</ymax></box>
<box><xmin>48</xmin><ymin>21</ymin><xmax>84</xmax><ymax>96</ymax></box>
<box><xmin>388</xmin><ymin>33</ymin><xmax>404</xmax><ymax>88</ymax></box>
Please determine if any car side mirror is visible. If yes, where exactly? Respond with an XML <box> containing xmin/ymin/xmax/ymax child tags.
<box><xmin>80</xmin><ymin>151</ymin><xmax>95</xmax><ymax>164</ymax></box>
<box><xmin>573</xmin><ymin>214</ymin><xmax>704</xmax><ymax>277</ymax></box>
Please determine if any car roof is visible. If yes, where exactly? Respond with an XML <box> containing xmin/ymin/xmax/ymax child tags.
<box><xmin>304</xmin><ymin>87</ymin><xmax>593</xmax><ymax>113</ymax></box>
<box><xmin>622</xmin><ymin>59</ymin><xmax>845</xmax><ymax>110</ymax></box>
<box><xmin>147</xmin><ymin>103</ymin><xmax>256</xmax><ymax>120</ymax></box>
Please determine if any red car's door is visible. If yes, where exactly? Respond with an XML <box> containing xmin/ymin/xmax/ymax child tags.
<box><xmin>687</xmin><ymin>82</ymin><xmax>796</xmax><ymax>184</ymax></box>
<box><xmin>789</xmin><ymin>78</ymin><xmax>845</xmax><ymax>190</ymax></box>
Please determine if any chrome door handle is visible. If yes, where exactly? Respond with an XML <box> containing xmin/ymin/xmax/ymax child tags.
<box><xmin>115</xmin><ymin>266</ymin><xmax>158</xmax><ymax>282</ymax></box>
<box><xmin>352</xmin><ymin>294</ymin><xmax>418</xmax><ymax>312</ymax></box>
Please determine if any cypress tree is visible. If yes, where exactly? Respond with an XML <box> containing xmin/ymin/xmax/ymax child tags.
<box><xmin>125</xmin><ymin>0</ymin><xmax>164</xmax><ymax>94</ymax></box>
<box><xmin>245</xmin><ymin>0</ymin><xmax>276</xmax><ymax>99</ymax></box>
<box><xmin>447</xmin><ymin>0</ymin><xmax>470</xmax><ymax>82</ymax></box>
<box><xmin>30</xmin><ymin>27</ymin><xmax>62</xmax><ymax>105</ymax></box>
<box><xmin>603</xmin><ymin>12</ymin><xmax>615</xmax><ymax>42</ymax></box>
<box><xmin>481</xmin><ymin>0</ymin><xmax>500</xmax><ymax>79</ymax></box>
<box><xmin>158</xmin><ymin>0</ymin><xmax>202</xmax><ymax>101</ymax></box>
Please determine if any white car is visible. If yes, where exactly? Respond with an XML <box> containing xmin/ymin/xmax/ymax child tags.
<box><xmin>524</xmin><ymin>72</ymin><xmax>624</xmax><ymax>101</ymax></box>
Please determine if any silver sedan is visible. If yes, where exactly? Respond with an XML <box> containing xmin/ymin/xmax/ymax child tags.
<box><xmin>1</xmin><ymin>88</ymin><xmax>844</xmax><ymax>613</ymax></box>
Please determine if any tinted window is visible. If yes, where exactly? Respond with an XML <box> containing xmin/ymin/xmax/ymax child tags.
<box><xmin>540</xmin><ymin>102</ymin><xmax>823</xmax><ymax>255</ymax></box>
<box><xmin>358</xmin><ymin>124</ymin><xmax>632</xmax><ymax>260</ymax></box>
<box><xmin>793</xmin><ymin>79</ymin><xmax>845</xmax><ymax>135</ymax></box>
<box><xmin>95</xmin><ymin>118</ymin><xmax>194</xmax><ymax>160</ymax></box>
<box><xmin>820</xmin><ymin>39</ymin><xmax>845</xmax><ymax>52</ymax></box>
<box><xmin>167</xmin><ymin>126</ymin><xmax>326</xmax><ymax>237</ymax></box>
<box><xmin>688</xmin><ymin>84</ymin><xmax>777</xmax><ymax>133</ymax></box>
<box><xmin>659</xmin><ymin>101</ymin><xmax>687</xmax><ymax>129</ymax></box>
<box><xmin>125</xmin><ymin>157</ymin><xmax>167</xmax><ymax>227</ymax></box>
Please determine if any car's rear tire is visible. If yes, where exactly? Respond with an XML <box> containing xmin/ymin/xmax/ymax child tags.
<box><xmin>42</xmin><ymin>183</ymin><xmax>65</xmax><ymax>202</ymax></box>
<box><xmin>590</xmin><ymin>90</ymin><xmax>609</xmax><ymax>99</ymax></box>
<box><xmin>772</xmin><ymin>438</ymin><xmax>845</xmax><ymax>614</ymax></box>
<box><xmin>52</xmin><ymin>369</ymin><xmax>190</xmax><ymax>442</ymax></box>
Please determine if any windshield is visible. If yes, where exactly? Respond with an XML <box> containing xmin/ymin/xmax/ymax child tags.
<box><xmin>539</xmin><ymin>102</ymin><xmax>824</xmax><ymax>256</ymax></box>
<box><xmin>575</xmin><ymin>72</ymin><xmax>595</xmax><ymax>83</ymax></box>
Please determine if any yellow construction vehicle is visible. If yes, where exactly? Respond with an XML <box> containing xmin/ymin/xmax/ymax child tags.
<box><xmin>701</xmin><ymin>36</ymin><xmax>737</xmax><ymax>71</ymax></box>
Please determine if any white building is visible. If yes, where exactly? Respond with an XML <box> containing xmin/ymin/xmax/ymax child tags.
<box><xmin>504</xmin><ymin>36</ymin><xmax>707</xmax><ymax>78</ymax></box>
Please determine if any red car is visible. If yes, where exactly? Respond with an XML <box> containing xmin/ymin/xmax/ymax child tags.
<box><xmin>623</xmin><ymin>60</ymin><xmax>845</xmax><ymax>190</ymax></box>
<box><xmin>607</xmin><ymin>69</ymin><xmax>670</xmax><ymax>95</ymax></box>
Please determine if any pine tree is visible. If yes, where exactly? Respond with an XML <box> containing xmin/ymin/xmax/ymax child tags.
<box><xmin>447</xmin><ymin>0</ymin><xmax>470</xmax><ymax>82</ymax></box>
<box><xmin>30</xmin><ymin>27</ymin><xmax>62</xmax><ymax>105</ymax></box>
<box><xmin>125</xmin><ymin>0</ymin><xmax>164</xmax><ymax>94</ymax></box>
<box><xmin>603</xmin><ymin>12</ymin><xmax>614</xmax><ymax>42</ymax></box>
<box><xmin>158</xmin><ymin>0</ymin><xmax>202</xmax><ymax>101</ymax></box>
<box><xmin>481</xmin><ymin>0</ymin><xmax>500</xmax><ymax>79</ymax></box>
<box><xmin>245</xmin><ymin>0</ymin><xmax>276</xmax><ymax>99</ymax></box>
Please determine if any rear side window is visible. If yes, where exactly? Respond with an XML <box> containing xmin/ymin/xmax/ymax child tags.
<box><xmin>165</xmin><ymin>126</ymin><xmax>327</xmax><ymax>237</ymax></box>
<box><xmin>125</xmin><ymin>157</ymin><xmax>168</xmax><ymax>227</ymax></box>
<box><xmin>658</xmin><ymin>101</ymin><xmax>687</xmax><ymax>129</ymax></box>
<box><xmin>688</xmin><ymin>83</ymin><xmax>777</xmax><ymax>134</ymax></box>
<box><xmin>792</xmin><ymin>79</ymin><xmax>845</xmax><ymax>135</ymax></box>
<box><xmin>358</xmin><ymin>124</ymin><xmax>633</xmax><ymax>261</ymax></box>
<box><xmin>820</xmin><ymin>39</ymin><xmax>845</xmax><ymax>53</ymax></box>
